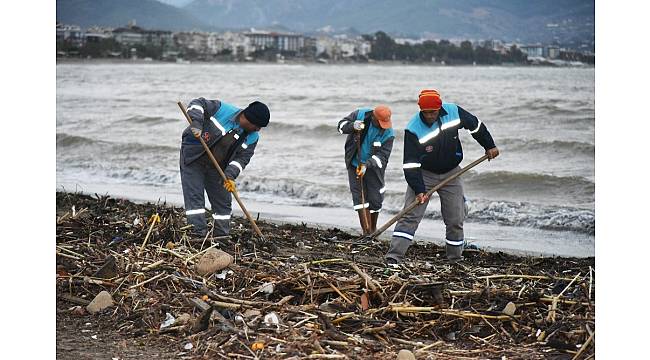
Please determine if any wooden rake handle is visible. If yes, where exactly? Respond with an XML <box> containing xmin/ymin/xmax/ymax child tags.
<box><xmin>367</xmin><ymin>154</ymin><xmax>489</xmax><ymax>240</ymax></box>
<box><xmin>177</xmin><ymin>101</ymin><xmax>264</xmax><ymax>239</ymax></box>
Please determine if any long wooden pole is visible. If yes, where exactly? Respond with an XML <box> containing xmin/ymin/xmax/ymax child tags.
<box><xmin>177</xmin><ymin>101</ymin><xmax>264</xmax><ymax>239</ymax></box>
<box><xmin>367</xmin><ymin>154</ymin><xmax>489</xmax><ymax>240</ymax></box>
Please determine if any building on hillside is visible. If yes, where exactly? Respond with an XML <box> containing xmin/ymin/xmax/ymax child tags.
<box><xmin>244</xmin><ymin>30</ymin><xmax>304</xmax><ymax>52</ymax></box>
<box><xmin>174</xmin><ymin>31</ymin><xmax>209</xmax><ymax>53</ymax></box>
<box><xmin>113</xmin><ymin>26</ymin><xmax>144</xmax><ymax>46</ymax></box>
<box><xmin>546</xmin><ymin>45</ymin><xmax>560</xmax><ymax>59</ymax></box>
<box><xmin>84</xmin><ymin>26</ymin><xmax>113</xmax><ymax>44</ymax></box>
<box><xmin>316</xmin><ymin>36</ymin><xmax>371</xmax><ymax>60</ymax></box>
<box><xmin>519</xmin><ymin>44</ymin><xmax>544</xmax><ymax>58</ymax></box>
<box><xmin>142</xmin><ymin>29</ymin><xmax>172</xmax><ymax>48</ymax></box>
<box><xmin>113</xmin><ymin>23</ymin><xmax>171</xmax><ymax>48</ymax></box>
<box><xmin>56</xmin><ymin>23</ymin><xmax>83</xmax><ymax>46</ymax></box>
<box><xmin>221</xmin><ymin>32</ymin><xmax>252</xmax><ymax>57</ymax></box>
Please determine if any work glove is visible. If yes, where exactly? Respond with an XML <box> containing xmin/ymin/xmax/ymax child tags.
<box><xmin>353</xmin><ymin>121</ymin><xmax>365</xmax><ymax>131</ymax></box>
<box><xmin>191</xmin><ymin>127</ymin><xmax>202</xmax><ymax>138</ymax></box>
<box><xmin>416</xmin><ymin>193</ymin><xmax>429</xmax><ymax>204</ymax></box>
<box><xmin>356</xmin><ymin>164</ymin><xmax>367</xmax><ymax>177</ymax></box>
<box><xmin>223</xmin><ymin>178</ymin><xmax>236</xmax><ymax>193</ymax></box>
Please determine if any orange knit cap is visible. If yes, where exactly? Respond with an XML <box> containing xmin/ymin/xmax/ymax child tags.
<box><xmin>418</xmin><ymin>89</ymin><xmax>442</xmax><ymax>110</ymax></box>
<box><xmin>373</xmin><ymin>105</ymin><xmax>392</xmax><ymax>129</ymax></box>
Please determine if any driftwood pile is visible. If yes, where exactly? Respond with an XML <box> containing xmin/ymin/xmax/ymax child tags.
<box><xmin>56</xmin><ymin>192</ymin><xmax>595</xmax><ymax>359</ymax></box>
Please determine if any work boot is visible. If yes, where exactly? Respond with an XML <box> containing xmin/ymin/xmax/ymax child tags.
<box><xmin>446</xmin><ymin>243</ymin><xmax>464</xmax><ymax>263</ymax></box>
<box><xmin>370</xmin><ymin>212</ymin><xmax>379</xmax><ymax>233</ymax></box>
<box><xmin>357</xmin><ymin>209</ymin><xmax>371</xmax><ymax>235</ymax></box>
<box><xmin>385</xmin><ymin>236</ymin><xmax>412</xmax><ymax>264</ymax></box>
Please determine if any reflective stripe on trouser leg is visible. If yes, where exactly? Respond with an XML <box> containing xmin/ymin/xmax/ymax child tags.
<box><xmin>180</xmin><ymin>152</ymin><xmax>207</xmax><ymax>236</ymax></box>
<box><xmin>347</xmin><ymin>167</ymin><xmax>385</xmax><ymax>212</ymax></box>
<box><xmin>204</xmin><ymin>164</ymin><xmax>232</xmax><ymax>237</ymax></box>
<box><xmin>386</xmin><ymin>185</ymin><xmax>430</xmax><ymax>262</ymax></box>
<box><xmin>362</xmin><ymin>168</ymin><xmax>385</xmax><ymax>213</ymax></box>
<box><xmin>446</xmin><ymin>241</ymin><xmax>464</xmax><ymax>261</ymax></box>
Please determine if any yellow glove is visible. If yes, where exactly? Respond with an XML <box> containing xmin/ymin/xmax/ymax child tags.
<box><xmin>223</xmin><ymin>179</ymin><xmax>236</xmax><ymax>192</ymax></box>
<box><xmin>356</xmin><ymin>164</ymin><xmax>367</xmax><ymax>177</ymax></box>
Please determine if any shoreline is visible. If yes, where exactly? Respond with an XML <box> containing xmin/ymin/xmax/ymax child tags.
<box><xmin>56</xmin><ymin>182</ymin><xmax>595</xmax><ymax>258</ymax></box>
<box><xmin>55</xmin><ymin>57</ymin><xmax>594</xmax><ymax>68</ymax></box>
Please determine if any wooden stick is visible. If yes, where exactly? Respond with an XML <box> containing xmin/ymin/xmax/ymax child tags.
<box><xmin>572</xmin><ymin>331</ymin><xmax>595</xmax><ymax>360</ymax></box>
<box><xmin>128</xmin><ymin>272</ymin><xmax>165</xmax><ymax>289</ymax></box>
<box><xmin>478</xmin><ymin>274</ymin><xmax>577</xmax><ymax>281</ymax></box>
<box><xmin>362</xmin><ymin>321</ymin><xmax>395</xmax><ymax>334</ymax></box>
<box><xmin>141</xmin><ymin>259</ymin><xmax>164</xmax><ymax>272</ymax></box>
<box><xmin>178</xmin><ymin>101</ymin><xmax>264</xmax><ymax>239</ymax></box>
<box><xmin>415</xmin><ymin>340</ymin><xmax>445</xmax><ymax>352</ymax></box>
<box><xmin>139</xmin><ymin>213</ymin><xmax>160</xmax><ymax>254</ymax></box>
<box><xmin>325</xmin><ymin>279</ymin><xmax>353</xmax><ymax>304</ymax></box>
<box><xmin>390</xmin><ymin>306</ymin><xmax>516</xmax><ymax>320</ymax></box>
<box><xmin>558</xmin><ymin>273</ymin><xmax>581</xmax><ymax>298</ymax></box>
<box><xmin>369</xmin><ymin>155</ymin><xmax>489</xmax><ymax>239</ymax></box>
<box><xmin>185</xmin><ymin>242</ymin><xmax>221</xmax><ymax>263</ymax></box>
<box><xmin>301</xmin><ymin>258</ymin><xmax>346</xmax><ymax>266</ymax></box>
<box><xmin>390</xmin><ymin>281</ymin><xmax>409</xmax><ymax>304</ymax></box>
<box><xmin>351</xmin><ymin>263</ymin><xmax>385</xmax><ymax>302</ymax></box>
<box><xmin>56</xmin><ymin>246</ymin><xmax>85</xmax><ymax>258</ymax></box>
<box><xmin>589</xmin><ymin>265</ymin><xmax>593</xmax><ymax>300</ymax></box>
<box><xmin>58</xmin><ymin>293</ymin><xmax>91</xmax><ymax>306</ymax></box>
<box><xmin>539</xmin><ymin>297</ymin><xmax>591</xmax><ymax>306</ymax></box>
<box><xmin>56</xmin><ymin>251</ymin><xmax>80</xmax><ymax>260</ymax></box>
<box><xmin>307</xmin><ymin>355</ymin><xmax>347</xmax><ymax>359</ymax></box>
<box><xmin>292</xmin><ymin>284</ymin><xmax>359</xmax><ymax>295</ymax></box>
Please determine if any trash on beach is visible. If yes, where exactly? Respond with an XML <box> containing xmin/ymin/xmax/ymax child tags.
<box><xmin>56</xmin><ymin>192</ymin><xmax>595</xmax><ymax>359</ymax></box>
<box><xmin>160</xmin><ymin>313</ymin><xmax>175</xmax><ymax>329</ymax></box>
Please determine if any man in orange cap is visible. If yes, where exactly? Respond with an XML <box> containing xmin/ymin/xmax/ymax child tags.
<box><xmin>385</xmin><ymin>89</ymin><xmax>499</xmax><ymax>264</ymax></box>
<box><xmin>337</xmin><ymin>105</ymin><xmax>395</xmax><ymax>234</ymax></box>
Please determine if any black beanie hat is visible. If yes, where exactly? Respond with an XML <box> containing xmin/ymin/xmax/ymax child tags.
<box><xmin>243</xmin><ymin>101</ymin><xmax>270</xmax><ymax>128</ymax></box>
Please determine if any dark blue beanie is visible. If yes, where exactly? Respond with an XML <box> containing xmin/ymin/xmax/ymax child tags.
<box><xmin>243</xmin><ymin>101</ymin><xmax>270</xmax><ymax>127</ymax></box>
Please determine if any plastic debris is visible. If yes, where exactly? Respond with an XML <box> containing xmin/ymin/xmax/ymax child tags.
<box><xmin>160</xmin><ymin>312</ymin><xmax>175</xmax><ymax>329</ymax></box>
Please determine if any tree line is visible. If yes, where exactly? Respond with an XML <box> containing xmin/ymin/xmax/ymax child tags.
<box><xmin>57</xmin><ymin>30</ymin><xmax>538</xmax><ymax>65</ymax></box>
<box><xmin>363</xmin><ymin>31</ymin><xmax>528</xmax><ymax>65</ymax></box>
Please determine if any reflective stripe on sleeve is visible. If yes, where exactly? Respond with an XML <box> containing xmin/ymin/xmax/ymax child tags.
<box><xmin>241</xmin><ymin>143</ymin><xmax>248</xmax><ymax>149</ymax></box>
<box><xmin>469</xmin><ymin>119</ymin><xmax>483</xmax><ymax>134</ymax></box>
<box><xmin>229</xmin><ymin>161</ymin><xmax>243</xmax><ymax>172</ymax></box>
<box><xmin>187</xmin><ymin>105</ymin><xmax>204</xmax><ymax>113</ymax></box>
<box><xmin>372</xmin><ymin>155</ymin><xmax>383</xmax><ymax>169</ymax></box>
<box><xmin>403</xmin><ymin>163</ymin><xmax>421</xmax><ymax>169</ymax></box>
<box><xmin>338</xmin><ymin>121</ymin><xmax>349</xmax><ymax>134</ymax></box>
<box><xmin>379</xmin><ymin>186</ymin><xmax>386</xmax><ymax>194</ymax></box>
<box><xmin>373</xmin><ymin>141</ymin><xmax>381</xmax><ymax>146</ymax></box>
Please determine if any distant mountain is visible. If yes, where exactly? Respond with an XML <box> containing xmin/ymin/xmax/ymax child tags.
<box><xmin>183</xmin><ymin>0</ymin><xmax>594</xmax><ymax>44</ymax></box>
<box><xmin>57</xmin><ymin>0</ymin><xmax>594</xmax><ymax>46</ymax></box>
<box><xmin>56</xmin><ymin>0</ymin><xmax>207</xmax><ymax>31</ymax></box>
